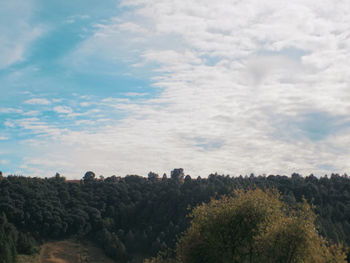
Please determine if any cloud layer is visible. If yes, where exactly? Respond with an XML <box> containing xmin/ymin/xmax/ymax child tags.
<box><xmin>2</xmin><ymin>0</ymin><xmax>350</xmax><ymax>178</ymax></box>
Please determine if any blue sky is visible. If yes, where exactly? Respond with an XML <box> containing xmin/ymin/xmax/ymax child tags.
<box><xmin>1</xmin><ymin>0</ymin><xmax>350</xmax><ymax>178</ymax></box>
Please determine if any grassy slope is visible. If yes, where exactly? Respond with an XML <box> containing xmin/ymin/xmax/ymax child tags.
<box><xmin>17</xmin><ymin>239</ymin><xmax>116</xmax><ymax>263</ymax></box>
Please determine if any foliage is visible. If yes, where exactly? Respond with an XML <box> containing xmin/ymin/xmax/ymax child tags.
<box><xmin>0</xmin><ymin>171</ymin><xmax>349</xmax><ymax>262</ymax></box>
<box><xmin>0</xmin><ymin>214</ymin><xmax>18</xmax><ymax>263</ymax></box>
<box><xmin>172</xmin><ymin>189</ymin><xmax>346</xmax><ymax>263</ymax></box>
<box><xmin>96</xmin><ymin>228</ymin><xmax>126</xmax><ymax>261</ymax></box>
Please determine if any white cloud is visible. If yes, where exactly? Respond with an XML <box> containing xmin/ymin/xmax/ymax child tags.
<box><xmin>124</xmin><ymin>92</ymin><xmax>148</xmax><ymax>97</ymax></box>
<box><xmin>4</xmin><ymin>121</ymin><xmax>15</xmax><ymax>128</ymax></box>
<box><xmin>53</xmin><ymin>106</ymin><xmax>73</xmax><ymax>114</ymax></box>
<box><xmin>75</xmin><ymin>120</ymin><xmax>96</xmax><ymax>125</ymax></box>
<box><xmin>101</xmin><ymin>98</ymin><xmax>130</xmax><ymax>103</ymax></box>
<box><xmin>66</xmin><ymin>108</ymin><xmax>100</xmax><ymax>118</ymax></box>
<box><xmin>0</xmin><ymin>137</ymin><xmax>8</xmax><ymax>141</ymax></box>
<box><xmin>0</xmin><ymin>0</ymin><xmax>43</xmax><ymax>69</ymax></box>
<box><xmin>0</xmin><ymin>160</ymin><xmax>9</xmax><ymax>165</ymax></box>
<box><xmin>15</xmin><ymin>0</ymin><xmax>350</xmax><ymax>178</ymax></box>
<box><xmin>64</xmin><ymin>14</ymin><xmax>90</xmax><ymax>24</ymax></box>
<box><xmin>52</xmin><ymin>98</ymin><xmax>64</xmax><ymax>103</ymax></box>
<box><xmin>22</xmin><ymin>110</ymin><xmax>40</xmax><ymax>116</ymax></box>
<box><xmin>25</xmin><ymin>98</ymin><xmax>51</xmax><ymax>105</ymax></box>
<box><xmin>7</xmin><ymin>118</ymin><xmax>64</xmax><ymax>137</ymax></box>
<box><xmin>80</xmin><ymin>102</ymin><xmax>90</xmax><ymax>107</ymax></box>
<box><xmin>0</xmin><ymin>108</ymin><xmax>23</xmax><ymax>114</ymax></box>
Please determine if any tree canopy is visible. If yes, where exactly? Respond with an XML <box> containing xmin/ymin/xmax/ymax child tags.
<box><xmin>0</xmin><ymin>170</ymin><xmax>349</xmax><ymax>262</ymax></box>
<box><xmin>148</xmin><ymin>189</ymin><xmax>347</xmax><ymax>263</ymax></box>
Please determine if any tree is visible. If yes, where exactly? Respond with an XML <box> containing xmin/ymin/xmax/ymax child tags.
<box><xmin>148</xmin><ymin>172</ymin><xmax>160</xmax><ymax>182</ymax></box>
<box><xmin>148</xmin><ymin>189</ymin><xmax>347</xmax><ymax>263</ymax></box>
<box><xmin>17</xmin><ymin>232</ymin><xmax>36</xmax><ymax>254</ymax></box>
<box><xmin>96</xmin><ymin>229</ymin><xmax>126</xmax><ymax>261</ymax></box>
<box><xmin>83</xmin><ymin>171</ymin><xmax>96</xmax><ymax>183</ymax></box>
<box><xmin>184</xmin><ymin>175</ymin><xmax>192</xmax><ymax>184</ymax></box>
<box><xmin>0</xmin><ymin>214</ymin><xmax>18</xmax><ymax>263</ymax></box>
<box><xmin>171</xmin><ymin>169</ymin><xmax>184</xmax><ymax>182</ymax></box>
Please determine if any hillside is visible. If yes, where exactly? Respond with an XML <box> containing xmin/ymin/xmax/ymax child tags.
<box><xmin>0</xmin><ymin>170</ymin><xmax>349</xmax><ymax>262</ymax></box>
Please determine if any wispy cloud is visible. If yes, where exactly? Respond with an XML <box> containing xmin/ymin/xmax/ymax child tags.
<box><xmin>22</xmin><ymin>110</ymin><xmax>40</xmax><ymax>116</ymax></box>
<box><xmin>25</xmin><ymin>98</ymin><xmax>51</xmax><ymax>105</ymax></box>
<box><xmin>124</xmin><ymin>92</ymin><xmax>148</xmax><ymax>97</ymax></box>
<box><xmin>80</xmin><ymin>102</ymin><xmax>90</xmax><ymax>107</ymax></box>
<box><xmin>0</xmin><ymin>108</ymin><xmax>23</xmax><ymax>114</ymax></box>
<box><xmin>0</xmin><ymin>0</ymin><xmax>43</xmax><ymax>69</ymax></box>
<box><xmin>8</xmin><ymin>117</ymin><xmax>64</xmax><ymax>137</ymax></box>
<box><xmin>53</xmin><ymin>106</ymin><xmax>73</xmax><ymax>114</ymax></box>
<box><xmin>64</xmin><ymin>14</ymin><xmax>90</xmax><ymax>24</ymax></box>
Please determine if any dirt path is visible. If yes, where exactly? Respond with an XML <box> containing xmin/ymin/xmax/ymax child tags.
<box><xmin>40</xmin><ymin>240</ymin><xmax>81</xmax><ymax>263</ymax></box>
<box><xmin>39</xmin><ymin>239</ymin><xmax>116</xmax><ymax>263</ymax></box>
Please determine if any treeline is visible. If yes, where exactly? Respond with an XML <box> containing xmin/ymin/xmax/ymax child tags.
<box><xmin>0</xmin><ymin>169</ymin><xmax>349</xmax><ymax>262</ymax></box>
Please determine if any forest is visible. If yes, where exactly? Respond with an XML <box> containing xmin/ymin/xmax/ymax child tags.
<box><xmin>0</xmin><ymin>169</ymin><xmax>349</xmax><ymax>263</ymax></box>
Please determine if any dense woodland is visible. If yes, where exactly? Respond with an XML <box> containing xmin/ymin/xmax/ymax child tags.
<box><xmin>0</xmin><ymin>169</ymin><xmax>350</xmax><ymax>262</ymax></box>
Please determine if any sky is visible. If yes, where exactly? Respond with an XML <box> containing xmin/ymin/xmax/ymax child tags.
<box><xmin>1</xmin><ymin>0</ymin><xmax>350</xmax><ymax>178</ymax></box>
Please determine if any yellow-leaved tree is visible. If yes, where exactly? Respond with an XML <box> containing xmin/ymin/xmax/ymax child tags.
<box><xmin>145</xmin><ymin>189</ymin><xmax>347</xmax><ymax>263</ymax></box>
